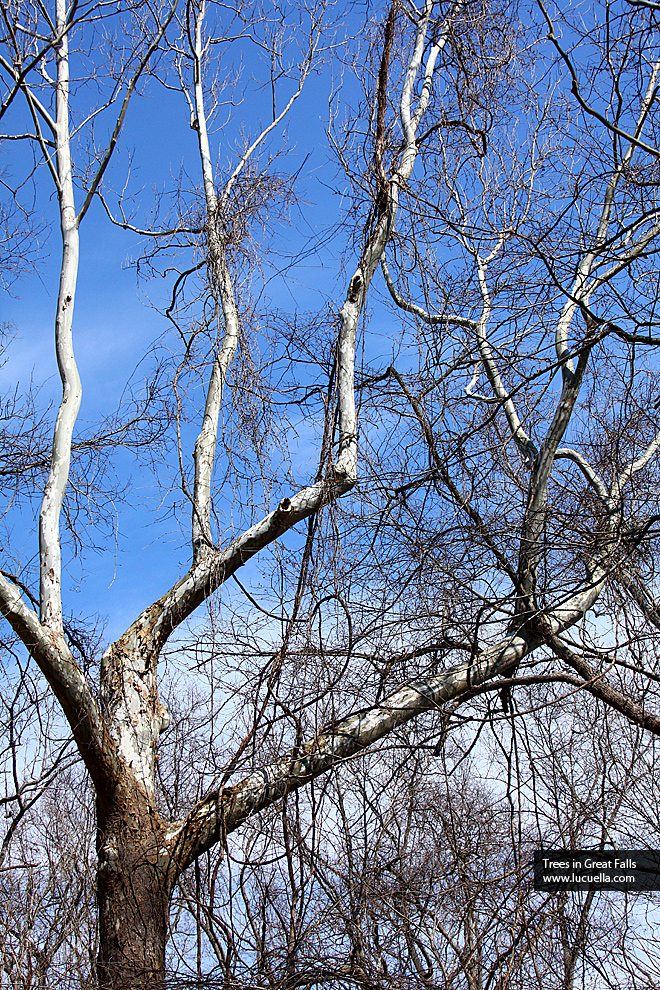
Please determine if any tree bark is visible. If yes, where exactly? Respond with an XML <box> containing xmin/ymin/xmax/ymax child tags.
<box><xmin>96</xmin><ymin>783</ymin><xmax>172</xmax><ymax>990</ymax></box>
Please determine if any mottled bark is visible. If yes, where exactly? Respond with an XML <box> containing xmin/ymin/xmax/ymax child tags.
<box><xmin>96</xmin><ymin>782</ymin><xmax>172</xmax><ymax>990</ymax></box>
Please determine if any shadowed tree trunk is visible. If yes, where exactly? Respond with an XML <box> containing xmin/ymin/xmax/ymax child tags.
<box><xmin>96</xmin><ymin>788</ymin><xmax>171</xmax><ymax>989</ymax></box>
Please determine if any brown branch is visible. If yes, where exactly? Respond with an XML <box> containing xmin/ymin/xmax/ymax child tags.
<box><xmin>169</xmin><ymin>628</ymin><xmax>537</xmax><ymax>871</ymax></box>
<box><xmin>548</xmin><ymin>634</ymin><xmax>660</xmax><ymax>735</ymax></box>
<box><xmin>375</xmin><ymin>2</ymin><xmax>398</xmax><ymax>212</ymax></box>
<box><xmin>388</xmin><ymin>366</ymin><xmax>525</xmax><ymax>595</ymax></box>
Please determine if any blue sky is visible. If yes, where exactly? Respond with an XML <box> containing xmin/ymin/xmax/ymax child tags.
<box><xmin>0</xmin><ymin>3</ymin><xmax>379</xmax><ymax>643</ymax></box>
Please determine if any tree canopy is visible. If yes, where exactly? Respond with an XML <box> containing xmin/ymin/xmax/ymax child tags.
<box><xmin>3</xmin><ymin>0</ymin><xmax>660</xmax><ymax>986</ymax></box>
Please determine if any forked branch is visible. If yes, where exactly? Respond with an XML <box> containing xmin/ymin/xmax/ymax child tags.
<box><xmin>171</xmin><ymin>556</ymin><xmax>608</xmax><ymax>870</ymax></box>
<box><xmin>118</xmin><ymin>0</ymin><xmax>460</xmax><ymax>662</ymax></box>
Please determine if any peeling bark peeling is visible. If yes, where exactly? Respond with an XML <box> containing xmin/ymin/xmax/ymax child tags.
<box><xmin>100</xmin><ymin>640</ymin><xmax>169</xmax><ymax>803</ymax></box>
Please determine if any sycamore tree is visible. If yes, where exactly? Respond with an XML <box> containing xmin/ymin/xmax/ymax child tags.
<box><xmin>3</xmin><ymin>0</ymin><xmax>660</xmax><ymax>986</ymax></box>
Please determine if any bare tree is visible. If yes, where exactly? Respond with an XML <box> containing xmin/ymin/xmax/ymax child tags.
<box><xmin>3</xmin><ymin>0</ymin><xmax>660</xmax><ymax>986</ymax></box>
<box><xmin>0</xmin><ymin>767</ymin><xmax>97</xmax><ymax>990</ymax></box>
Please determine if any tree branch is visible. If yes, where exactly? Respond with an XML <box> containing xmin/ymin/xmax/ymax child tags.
<box><xmin>0</xmin><ymin>572</ymin><xmax>119</xmax><ymax>798</ymax></box>
<box><xmin>169</xmin><ymin>561</ymin><xmax>608</xmax><ymax>870</ymax></box>
<box><xmin>381</xmin><ymin>256</ymin><xmax>476</xmax><ymax>328</ymax></box>
<box><xmin>548</xmin><ymin>634</ymin><xmax>660</xmax><ymax>735</ymax></box>
<box><xmin>76</xmin><ymin>4</ymin><xmax>177</xmax><ymax>225</ymax></box>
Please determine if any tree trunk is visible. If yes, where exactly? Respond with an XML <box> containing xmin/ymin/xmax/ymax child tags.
<box><xmin>96</xmin><ymin>787</ymin><xmax>172</xmax><ymax>990</ymax></box>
